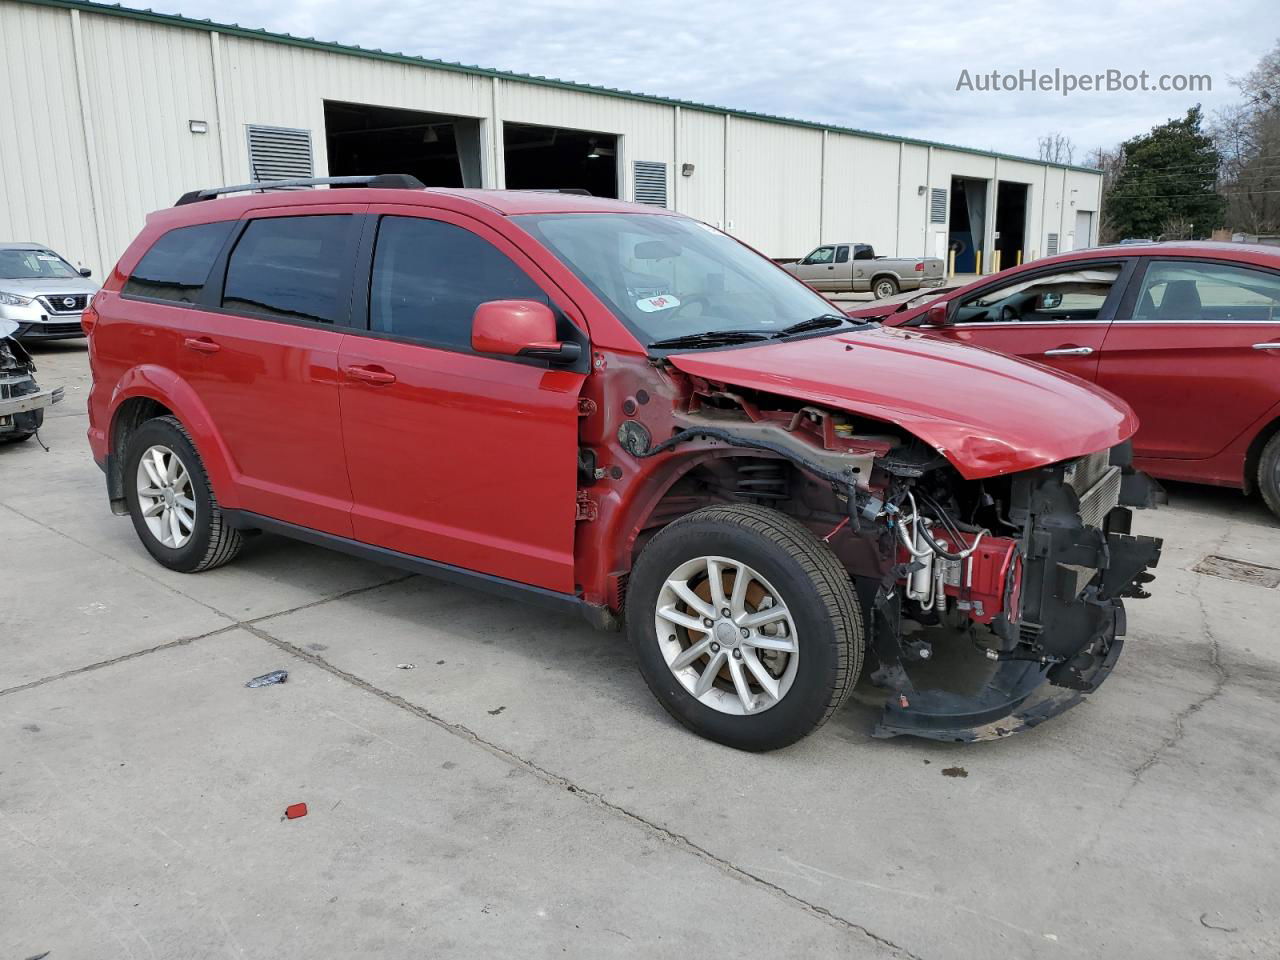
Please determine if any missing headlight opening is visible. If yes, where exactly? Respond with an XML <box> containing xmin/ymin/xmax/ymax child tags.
<box><xmin>633</xmin><ymin>383</ymin><xmax>1163</xmax><ymax>742</ymax></box>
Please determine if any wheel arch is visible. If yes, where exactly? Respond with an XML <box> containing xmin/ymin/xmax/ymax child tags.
<box><xmin>1243</xmin><ymin>414</ymin><xmax>1280</xmax><ymax>496</ymax></box>
<box><xmin>106</xmin><ymin>367</ymin><xmax>238</xmax><ymax>514</ymax></box>
<box><xmin>870</xmin><ymin>271</ymin><xmax>900</xmax><ymax>290</ymax></box>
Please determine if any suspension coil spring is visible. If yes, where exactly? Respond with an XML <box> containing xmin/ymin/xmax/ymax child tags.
<box><xmin>734</xmin><ymin>462</ymin><xmax>788</xmax><ymax>502</ymax></box>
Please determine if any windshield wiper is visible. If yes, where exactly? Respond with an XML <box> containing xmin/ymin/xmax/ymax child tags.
<box><xmin>648</xmin><ymin>330</ymin><xmax>772</xmax><ymax>350</ymax></box>
<box><xmin>773</xmin><ymin>314</ymin><xmax>863</xmax><ymax>338</ymax></box>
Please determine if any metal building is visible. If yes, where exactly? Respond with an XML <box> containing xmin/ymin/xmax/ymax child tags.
<box><xmin>0</xmin><ymin>0</ymin><xmax>1104</xmax><ymax>277</ymax></box>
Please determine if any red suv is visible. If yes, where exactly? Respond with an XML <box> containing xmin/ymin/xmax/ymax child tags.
<box><xmin>86</xmin><ymin>175</ymin><xmax>1162</xmax><ymax>750</ymax></box>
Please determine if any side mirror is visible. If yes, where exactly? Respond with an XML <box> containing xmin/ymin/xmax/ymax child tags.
<box><xmin>79</xmin><ymin>266</ymin><xmax>93</xmax><ymax>278</ymax></box>
<box><xmin>926</xmin><ymin>301</ymin><xmax>952</xmax><ymax>326</ymax></box>
<box><xmin>472</xmin><ymin>299</ymin><xmax>581</xmax><ymax>365</ymax></box>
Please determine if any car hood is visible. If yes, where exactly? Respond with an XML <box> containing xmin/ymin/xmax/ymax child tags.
<box><xmin>0</xmin><ymin>276</ymin><xmax>98</xmax><ymax>295</ymax></box>
<box><xmin>668</xmin><ymin>326</ymin><xmax>1137</xmax><ymax>480</ymax></box>
<box><xmin>844</xmin><ymin>288</ymin><xmax>954</xmax><ymax>321</ymax></box>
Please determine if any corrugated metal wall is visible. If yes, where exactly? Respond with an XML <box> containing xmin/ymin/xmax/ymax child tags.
<box><xmin>0</xmin><ymin>0</ymin><xmax>1103</xmax><ymax>275</ymax></box>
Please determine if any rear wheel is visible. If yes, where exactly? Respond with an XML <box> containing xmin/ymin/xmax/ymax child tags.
<box><xmin>627</xmin><ymin>504</ymin><xmax>863</xmax><ymax>751</ymax></box>
<box><xmin>123</xmin><ymin>415</ymin><xmax>243</xmax><ymax>572</ymax></box>
<box><xmin>872</xmin><ymin>276</ymin><xmax>899</xmax><ymax>299</ymax></box>
<box><xmin>1258</xmin><ymin>431</ymin><xmax>1280</xmax><ymax>521</ymax></box>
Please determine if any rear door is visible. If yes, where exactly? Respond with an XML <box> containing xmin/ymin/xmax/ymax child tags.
<box><xmin>337</xmin><ymin>206</ymin><xmax>588</xmax><ymax>592</ymax></box>
<box><xmin>1097</xmin><ymin>257</ymin><xmax>1280</xmax><ymax>460</ymax></box>
<box><xmin>183</xmin><ymin>205</ymin><xmax>362</xmax><ymax>536</ymax></box>
<box><xmin>919</xmin><ymin>259</ymin><xmax>1135</xmax><ymax>381</ymax></box>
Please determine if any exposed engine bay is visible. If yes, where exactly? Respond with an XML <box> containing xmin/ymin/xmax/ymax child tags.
<box><xmin>624</xmin><ymin>376</ymin><xmax>1164</xmax><ymax>742</ymax></box>
<box><xmin>0</xmin><ymin>322</ymin><xmax>62</xmax><ymax>443</ymax></box>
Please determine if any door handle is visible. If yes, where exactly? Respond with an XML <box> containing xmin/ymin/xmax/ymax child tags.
<box><xmin>1043</xmin><ymin>346</ymin><xmax>1094</xmax><ymax>357</ymax></box>
<box><xmin>183</xmin><ymin>336</ymin><xmax>220</xmax><ymax>354</ymax></box>
<box><xmin>827</xmin><ymin>265</ymin><xmax>835</xmax><ymax>270</ymax></box>
<box><xmin>344</xmin><ymin>364</ymin><xmax>397</xmax><ymax>385</ymax></box>
<box><xmin>1252</xmin><ymin>342</ymin><xmax>1280</xmax><ymax>351</ymax></box>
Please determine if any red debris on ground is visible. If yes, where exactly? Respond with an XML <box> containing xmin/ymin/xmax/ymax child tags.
<box><xmin>284</xmin><ymin>802</ymin><xmax>308</xmax><ymax>820</ymax></box>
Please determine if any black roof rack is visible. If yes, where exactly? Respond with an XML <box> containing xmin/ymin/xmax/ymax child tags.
<box><xmin>175</xmin><ymin>174</ymin><xmax>426</xmax><ymax>206</ymax></box>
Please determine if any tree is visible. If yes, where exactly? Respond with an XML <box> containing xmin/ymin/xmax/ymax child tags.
<box><xmin>1213</xmin><ymin>39</ymin><xmax>1280</xmax><ymax>234</ymax></box>
<box><xmin>1085</xmin><ymin>144</ymin><xmax>1126</xmax><ymax>242</ymax></box>
<box><xmin>1038</xmin><ymin>132</ymin><xmax>1075</xmax><ymax>165</ymax></box>
<box><xmin>1104</xmin><ymin>106</ymin><xmax>1225</xmax><ymax>240</ymax></box>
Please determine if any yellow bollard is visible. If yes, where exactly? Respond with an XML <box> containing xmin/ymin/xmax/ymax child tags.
<box><xmin>948</xmin><ymin>250</ymin><xmax>956</xmax><ymax>278</ymax></box>
<box><xmin>1016</xmin><ymin>249</ymin><xmax>1023</xmax><ymax>266</ymax></box>
<box><xmin>975</xmin><ymin>250</ymin><xmax>982</xmax><ymax>275</ymax></box>
<box><xmin>993</xmin><ymin>250</ymin><xmax>1002</xmax><ymax>273</ymax></box>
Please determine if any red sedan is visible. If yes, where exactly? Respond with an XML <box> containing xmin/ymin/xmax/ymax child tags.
<box><xmin>849</xmin><ymin>242</ymin><xmax>1280</xmax><ymax>518</ymax></box>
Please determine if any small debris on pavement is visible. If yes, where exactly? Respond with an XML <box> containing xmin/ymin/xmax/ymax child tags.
<box><xmin>941</xmin><ymin>766</ymin><xmax>969</xmax><ymax>778</ymax></box>
<box><xmin>396</xmin><ymin>663</ymin><xmax>416</xmax><ymax>670</ymax></box>
<box><xmin>488</xmin><ymin>706</ymin><xmax>506</xmax><ymax>716</ymax></box>
<box><xmin>284</xmin><ymin>802</ymin><xmax>308</xmax><ymax>820</ymax></box>
<box><xmin>245</xmin><ymin>670</ymin><xmax>288</xmax><ymax>688</ymax></box>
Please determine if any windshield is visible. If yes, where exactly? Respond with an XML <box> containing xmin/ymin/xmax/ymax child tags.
<box><xmin>0</xmin><ymin>248</ymin><xmax>80</xmax><ymax>280</ymax></box>
<box><xmin>513</xmin><ymin>213</ymin><xmax>838</xmax><ymax>345</ymax></box>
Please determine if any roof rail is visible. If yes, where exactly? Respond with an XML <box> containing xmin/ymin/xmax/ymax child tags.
<box><xmin>512</xmin><ymin>188</ymin><xmax>593</xmax><ymax>196</ymax></box>
<box><xmin>174</xmin><ymin>174</ymin><xmax>426</xmax><ymax>206</ymax></box>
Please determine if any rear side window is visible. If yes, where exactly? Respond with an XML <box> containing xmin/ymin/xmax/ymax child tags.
<box><xmin>369</xmin><ymin>216</ymin><xmax>547</xmax><ymax>349</ymax></box>
<box><xmin>1131</xmin><ymin>260</ymin><xmax>1280</xmax><ymax>322</ymax></box>
<box><xmin>222</xmin><ymin>215</ymin><xmax>353</xmax><ymax>324</ymax></box>
<box><xmin>123</xmin><ymin>221</ymin><xmax>236</xmax><ymax>303</ymax></box>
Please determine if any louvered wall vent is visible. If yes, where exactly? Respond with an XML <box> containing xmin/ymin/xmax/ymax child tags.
<box><xmin>633</xmin><ymin>161</ymin><xmax>669</xmax><ymax>207</ymax></box>
<box><xmin>929</xmin><ymin>188</ymin><xmax>947</xmax><ymax>224</ymax></box>
<box><xmin>1046</xmin><ymin>232</ymin><xmax>1059</xmax><ymax>256</ymax></box>
<box><xmin>246</xmin><ymin>124</ymin><xmax>314</xmax><ymax>183</ymax></box>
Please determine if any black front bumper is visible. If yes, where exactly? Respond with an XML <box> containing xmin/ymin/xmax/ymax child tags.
<box><xmin>14</xmin><ymin>320</ymin><xmax>86</xmax><ymax>340</ymax></box>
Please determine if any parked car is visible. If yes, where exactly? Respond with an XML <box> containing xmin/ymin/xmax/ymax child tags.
<box><xmin>780</xmin><ymin>242</ymin><xmax>945</xmax><ymax>299</ymax></box>
<box><xmin>0</xmin><ymin>243</ymin><xmax>97</xmax><ymax>340</ymax></box>
<box><xmin>85</xmin><ymin>175</ymin><xmax>1161</xmax><ymax>750</ymax></box>
<box><xmin>0</xmin><ymin>318</ymin><xmax>64</xmax><ymax>442</ymax></box>
<box><xmin>847</xmin><ymin>241</ymin><xmax>1280</xmax><ymax>519</ymax></box>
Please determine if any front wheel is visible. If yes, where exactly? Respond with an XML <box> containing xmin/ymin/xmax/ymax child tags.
<box><xmin>627</xmin><ymin>504</ymin><xmax>863</xmax><ymax>751</ymax></box>
<box><xmin>872</xmin><ymin>276</ymin><xmax>899</xmax><ymax>299</ymax></box>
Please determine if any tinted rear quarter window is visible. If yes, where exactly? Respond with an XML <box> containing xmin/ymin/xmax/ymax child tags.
<box><xmin>222</xmin><ymin>215</ymin><xmax>353</xmax><ymax>324</ymax></box>
<box><xmin>123</xmin><ymin>221</ymin><xmax>236</xmax><ymax>303</ymax></box>
<box><xmin>369</xmin><ymin>216</ymin><xmax>547</xmax><ymax>349</ymax></box>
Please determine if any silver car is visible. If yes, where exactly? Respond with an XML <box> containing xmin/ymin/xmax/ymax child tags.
<box><xmin>0</xmin><ymin>243</ymin><xmax>98</xmax><ymax>340</ymax></box>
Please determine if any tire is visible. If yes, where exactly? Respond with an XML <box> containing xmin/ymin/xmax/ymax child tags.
<box><xmin>123</xmin><ymin>415</ymin><xmax>243</xmax><ymax>572</ymax></box>
<box><xmin>1258</xmin><ymin>431</ymin><xmax>1280</xmax><ymax>521</ymax></box>
<box><xmin>872</xmin><ymin>276</ymin><xmax>899</xmax><ymax>299</ymax></box>
<box><xmin>627</xmin><ymin>504</ymin><xmax>863</xmax><ymax>751</ymax></box>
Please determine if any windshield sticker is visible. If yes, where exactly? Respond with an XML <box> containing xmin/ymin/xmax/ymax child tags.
<box><xmin>36</xmin><ymin>255</ymin><xmax>60</xmax><ymax>261</ymax></box>
<box><xmin>636</xmin><ymin>294</ymin><xmax>681</xmax><ymax>313</ymax></box>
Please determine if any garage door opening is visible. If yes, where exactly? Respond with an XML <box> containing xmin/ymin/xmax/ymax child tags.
<box><xmin>948</xmin><ymin>177</ymin><xmax>988</xmax><ymax>274</ymax></box>
<box><xmin>503</xmin><ymin>123</ymin><xmax>617</xmax><ymax>198</ymax></box>
<box><xmin>994</xmin><ymin>181</ymin><xmax>1029</xmax><ymax>271</ymax></box>
<box><xmin>324</xmin><ymin>100</ymin><xmax>483</xmax><ymax>187</ymax></box>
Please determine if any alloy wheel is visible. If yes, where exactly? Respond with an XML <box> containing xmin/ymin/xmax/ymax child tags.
<box><xmin>135</xmin><ymin>444</ymin><xmax>196</xmax><ymax>549</ymax></box>
<box><xmin>654</xmin><ymin>555</ymin><xmax>800</xmax><ymax>715</ymax></box>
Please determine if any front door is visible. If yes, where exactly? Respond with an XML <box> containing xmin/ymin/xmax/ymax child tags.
<box><xmin>1097</xmin><ymin>258</ymin><xmax>1280</xmax><ymax>461</ymax></box>
<box><xmin>337</xmin><ymin>207</ymin><xmax>587</xmax><ymax>593</ymax></box>
<box><xmin>918</xmin><ymin>260</ymin><xmax>1134</xmax><ymax>381</ymax></box>
<box><xmin>794</xmin><ymin>245</ymin><xmax>839</xmax><ymax>289</ymax></box>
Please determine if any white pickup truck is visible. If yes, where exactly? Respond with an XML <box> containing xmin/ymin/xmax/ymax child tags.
<box><xmin>781</xmin><ymin>243</ymin><xmax>946</xmax><ymax>299</ymax></box>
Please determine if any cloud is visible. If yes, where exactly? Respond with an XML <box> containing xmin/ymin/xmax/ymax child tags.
<box><xmin>166</xmin><ymin>0</ymin><xmax>1271</xmax><ymax>159</ymax></box>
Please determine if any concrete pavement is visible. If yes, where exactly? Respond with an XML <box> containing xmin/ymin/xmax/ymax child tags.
<box><xmin>2</xmin><ymin>340</ymin><xmax>1279</xmax><ymax>959</ymax></box>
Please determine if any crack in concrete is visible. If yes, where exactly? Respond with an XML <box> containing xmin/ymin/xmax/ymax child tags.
<box><xmin>1128</xmin><ymin>526</ymin><xmax>1233</xmax><ymax>788</ymax></box>
<box><xmin>242</xmin><ymin>622</ymin><xmax>922</xmax><ymax>959</ymax></box>
<box><xmin>4</xmin><ymin>500</ymin><xmax>917</xmax><ymax>955</ymax></box>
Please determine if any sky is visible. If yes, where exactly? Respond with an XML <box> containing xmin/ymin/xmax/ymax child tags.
<box><xmin>157</xmin><ymin>0</ymin><xmax>1274</xmax><ymax>163</ymax></box>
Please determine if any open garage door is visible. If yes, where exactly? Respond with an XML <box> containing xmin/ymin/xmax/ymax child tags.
<box><xmin>948</xmin><ymin>176</ymin><xmax>988</xmax><ymax>274</ymax></box>
<box><xmin>503</xmin><ymin>122</ymin><xmax>617</xmax><ymax>198</ymax></box>
<box><xmin>324</xmin><ymin>100</ymin><xmax>483</xmax><ymax>187</ymax></box>
<box><xmin>994</xmin><ymin>181</ymin><xmax>1028</xmax><ymax>271</ymax></box>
